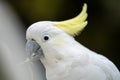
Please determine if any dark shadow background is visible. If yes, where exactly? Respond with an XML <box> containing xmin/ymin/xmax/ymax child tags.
<box><xmin>1</xmin><ymin>0</ymin><xmax>120</xmax><ymax>77</ymax></box>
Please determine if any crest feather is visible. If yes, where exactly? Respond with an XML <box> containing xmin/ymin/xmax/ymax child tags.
<box><xmin>54</xmin><ymin>3</ymin><xmax>88</xmax><ymax>36</ymax></box>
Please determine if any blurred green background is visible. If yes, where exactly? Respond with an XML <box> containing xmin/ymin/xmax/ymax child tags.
<box><xmin>8</xmin><ymin>0</ymin><xmax>120</xmax><ymax>68</ymax></box>
<box><xmin>1</xmin><ymin>0</ymin><xmax>120</xmax><ymax>78</ymax></box>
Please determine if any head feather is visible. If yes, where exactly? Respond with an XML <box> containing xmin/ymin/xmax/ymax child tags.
<box><xmin>54</xmin><ymin>3</ymin><xmax>88</xmax><ymax>36</ymax></box>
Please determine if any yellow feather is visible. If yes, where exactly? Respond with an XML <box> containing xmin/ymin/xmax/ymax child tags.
<box><xmin>54</xmin><ymin>3</ymin><xmax>88</xmax><ymax>36</ymax></box>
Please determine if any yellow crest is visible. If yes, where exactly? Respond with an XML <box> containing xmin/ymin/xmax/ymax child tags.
<box><xmin>54</xmin><ymin>3</ymin><xmax>88</xmax><ymax>36</ymax></box>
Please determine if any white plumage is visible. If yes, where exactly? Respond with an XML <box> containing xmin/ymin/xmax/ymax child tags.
<box><xmin>26</xmin><ymin>4</ymin><xmax>120</xmax><ymax>80</ymax></box>
<box><xmin>26</xmin><ymin>21</ymin><xmax>120</xmax><ymax>80</ymax></box>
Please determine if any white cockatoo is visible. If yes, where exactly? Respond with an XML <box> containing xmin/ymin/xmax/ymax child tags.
<box><xmin>26</xmin><ymin>3</ymin><xmax>120</xmax><ymax>80</ymax></box>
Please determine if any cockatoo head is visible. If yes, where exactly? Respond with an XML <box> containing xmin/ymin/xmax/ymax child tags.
<box><xmin>26</xmin><ymin>4</ymin><xmax>87</xmax><ymax>62</ymax></box>
<box><xmin>26</xmin><ymin>21</ymin><xmax>65</xmax><ymax>61</ymax></box>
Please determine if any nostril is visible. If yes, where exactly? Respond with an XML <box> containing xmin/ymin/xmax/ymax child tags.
<box><xmin>31</xmin><ymin>38</ymin><xmax>35</xmax><ymax>41</ymax></box>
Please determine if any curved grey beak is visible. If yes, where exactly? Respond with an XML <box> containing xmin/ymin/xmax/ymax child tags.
<box><xmin>26</xmin><ymin>40</ymin><xmax>43</xmax><ymax>61</ymax></box>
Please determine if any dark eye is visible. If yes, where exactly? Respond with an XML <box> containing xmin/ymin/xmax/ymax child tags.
<box><xmin>43</xmin><ymin>35</ymin><xmax>49</xmax><ymax>41</ymax></box>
